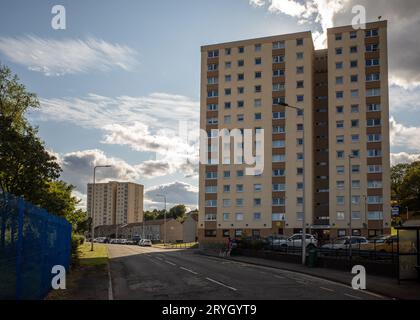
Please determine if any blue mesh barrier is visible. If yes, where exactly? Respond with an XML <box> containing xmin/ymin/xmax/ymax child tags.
<box><xmin>0</xmin><ymin>193</ymin><xmax>72</xmax><ymax>300</ymax></box>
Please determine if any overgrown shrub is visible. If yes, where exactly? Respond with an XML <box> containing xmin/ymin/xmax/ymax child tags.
<box><xmin>70</xmin><ymin>234</ymin><xmax>85</xmax><ymax>266</ymax></box>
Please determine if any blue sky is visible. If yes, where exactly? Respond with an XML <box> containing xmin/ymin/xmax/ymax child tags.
<box><xmin>1</xmin><ymin>0</ymin><xmax>420</xmax><ymax>210</ymax></box>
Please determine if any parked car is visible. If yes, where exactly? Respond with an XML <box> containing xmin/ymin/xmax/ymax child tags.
<box><xmin>94</xmin><ymin>237</ymin><xmax>108</xmax><ymax>243</ymax></box>
<box><xmin>142</xmin><ymin>239</ymin><xmax>152</xmax><ymax>247</ymax></box>
<box><xmin>125</xmin><ymin>239</ymin><xmax>138</xmax><ymax>245</ymax></box>
<box><xmin>276</xmin><ymin>234</ymin><xmax>318</xmax><ymax>249</ymax></box>
<box><xmin>321</xmin><ymin>236</ymin><xmax>368</xmax><ymax>250</ymax></box>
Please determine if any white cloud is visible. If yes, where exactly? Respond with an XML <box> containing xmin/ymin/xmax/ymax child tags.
<box><xmin>390</xmin><ymin>84</ymin><xmax>420</xmax><ymax>112</ymax></box>
<box><xmin>390</xmin><ymin>117</ymin><xmax>420</xmax><ymax>152</ymax></box>
<box><xmin>391</xmin><ymin>152</ymin><xmax>420</xmax><ymax>166</ymax></box>
<box><xmin>144</xmin><ymin>181</ymin><xmax>198</xmax><ymax>210</ymax></box>
<box><xmin>249</xmin><ymin>0</ymin><xmax>350</xmax><ymax>48</ymax></box>
<box><xmin>57</xmin><ymin>149</ymin><xmax>143</xmax><ymax>194</ymax></box>
<box><xmin>32</xmin><ymin>93</ymin><xmax>200</xmax><ymax>179</ymax></box>
<box><xmin>0</xmin><ymin>35</ymin><xmax>139</xmax><ymax>76</ymax></box>
<box><xmin>53</xmin><ymin>149</ymin><xmax>199</xmax><ymax>211</ymax></box>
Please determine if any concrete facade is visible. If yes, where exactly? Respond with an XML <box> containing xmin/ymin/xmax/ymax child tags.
<box><xmin>199</xmin><ymin>21</ymin><xmax>391</xmax><ymax>243</ymax></box>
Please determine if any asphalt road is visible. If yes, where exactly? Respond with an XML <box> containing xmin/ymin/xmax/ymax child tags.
<box><xmin>107</xmin><ymin>245</ymin><xmax>386</xmax><ymax>300</ymax></box>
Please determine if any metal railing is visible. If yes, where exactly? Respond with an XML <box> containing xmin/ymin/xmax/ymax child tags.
<box><xmin>0</xmin><ymin>193</ymin><xmax>72</xmax><ymax>300</ymax></box>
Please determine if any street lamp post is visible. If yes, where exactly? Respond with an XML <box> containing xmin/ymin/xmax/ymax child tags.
<box><xmin>156</xmin><ymin>194</ymin><xmax>167</xmax><ymax>246</ymax></box>
<box><xmin>348</xmin><ymin>155</ymin><xmax>356</xmax><ymax>260</ymax></box>
<box><xmin>281</xmin><ymin>102</ymin><xmax>306</xmax><ymax>265</ymax></box>
<box><xmin>90</xmin><ymin>165</ymin><xmax>112</xmax><ymax>251</ymax></box>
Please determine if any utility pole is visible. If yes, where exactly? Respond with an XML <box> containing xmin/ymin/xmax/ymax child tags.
<box><xmin>281</xmin><ymin>102</ymin><xmax>306</xmax><ymax>265</ymax></box>
<box><xmin>348</xmin><ymin>155</ymin><xmax>355</xmax><ymax>260</ymax></box>
<box><xmin>157</xmin><ymin>194</ymin><xmax>167</xmax><ymax>246</ymax></box>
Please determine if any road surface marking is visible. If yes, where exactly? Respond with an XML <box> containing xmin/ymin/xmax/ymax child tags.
<box><xmin>344</xmin><ymin>293</ymin><xmax>363</xmax><ymax>300</ymax></box>
<box><xmin>205</xmin><ymin>277</ymin><xmax>237</xmax><ymax>291</ymax></box>
<box><xmin>155</xmin><ymin>257</ymin><xmax>163</xmax><ymax>261</ymax></box>
<box><xmin>165</xmin><ymin>260</ymin><xmax>176</xmax><ymax>266</ymax></box>
<box><xmin>320</xmin><ymin>287</ymin><xmax>335</xmax><ymax>292</ymax></box>
<box><xmin>274</xmin><ymin>275</ymin><xmax>285</xmax><ymax>279</ymax></box>
<box><xmin>180</xmin><ymin>267</ymin><xmax>198</xmax><ymax>275</ymax></box>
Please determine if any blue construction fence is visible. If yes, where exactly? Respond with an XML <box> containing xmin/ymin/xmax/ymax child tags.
<box><xmin>0</xmin><ymin>193</ymin><xmax>72</xmax><ymax>300</ymax></box>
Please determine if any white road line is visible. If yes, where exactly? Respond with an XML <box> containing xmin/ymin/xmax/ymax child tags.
<box><xmin>180</xmin><ymin>267</ymin><xmax>199</xmax><ymax>275</ymax></box>
<box><xmin>155</xmin><ymin>257</ymin><xmax>164</xmax><ymax>261</ymax></box>
<box><xmin>344</xmin><ymin>293</ymin><xmax>363</xmax><ymax>300</ymax></box>
<box><xmin>165</xmin><ymin>260</ymin><xmax>176</xmax><ymax>266</ymax></box>
<box><xmin>320</xmin><ymin>287</ymin><xmax>335</xmax><ymax>292</ymax></box>
<box><xmin>205</xmin><ymin>277</ymin><xmax>237</xmax><ymax>291</ymax></box>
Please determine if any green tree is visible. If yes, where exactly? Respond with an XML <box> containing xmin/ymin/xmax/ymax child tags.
<box><xmin>169</xmin><ymin>204</ymin><xmax>187</xmax><ymax>220</ymax></box>
<box><xmin>66</xmin><ymin>209</ymin><xmax>89</xmax><ymax>234</ymax></box>
<box><xmin>0</xmin><ymin>118</ymin><xmax>61</xmax><ymax>203</ymax></box>
<box><xmin>0</xmin><ymin>64</ymin><xmax>39</xmax><ymax>131</ymax></box>
<box><xmin>391</xmin><ymin>163</ymin><xmax>411</xmax><ymax>203</ymax></box>
<box><xmin>400</xmin><ymin>162</ymin><xmax>420</xmax><ymax>211</ymax></box>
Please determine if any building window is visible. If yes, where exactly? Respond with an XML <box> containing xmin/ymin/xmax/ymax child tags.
<box><xmin>366</xmin><ymin>59</ymin><xmax>380</xmax><ymax>67</ymax></box>
<box><xmin>236</xmin><ymin>213</ymin><xmax>244</xmax><ymax>221</ymax></box>
<box><xmin>205</xmin><ymin>213</ymin><xmax>217</xmax><ymax>221</ymax></box>
<box><xmin>273</xmin><ymin>55</ymin><xmax>285</xmax><ymax>64</ymax></box>
<box><xmin>296</xmin><ymin>66</ymin><xmax>304</xmax><ymax>74</ymax></box>
<box><xmin>350</xmin><ymin>60</ymin><xmax>358</xmax><ymax>68</ymax></box>
<box><xmin>335</xmin><ymin>33</ymin><xmax>342</xmax><ymax>41</ymax></box>
<box><xmin>273</xmin><ymin>83</ymin><xmax>285</xmax><ymax>91</ymax></box>
<box><xmin>351</xmin><ymin>75</ymin><xmax>358</xmax><ymax>83</ymax></box>
<box><xmin>205</xmin><ymin>230</ymin><xmax>217</xmax><ymax>238</ymax></box>
<box><xmin>273</xmin><ymin>41</ymin><xmax>285</xmax><ymax>49</ymax></box>
<box><xmin>366</xmin><ymin>73</ymin><xmax>380</xmax><ymax>82</ymax></box>
<box><xmin>235</xmin><ymin>229</ymin><xmax>243</xmax><ymax>238</ymax></box>
<box><xmin>273</xmin><ymin>198</ymin><xmax>286</xmax><ymax>206</ymax></box>
<box><xmin>255</xmin><ymin>71</ymin><xmax>262</xmax><ymax>79</ymax></box>
<box><xmin>337</xmin><ymin>181</ymin><xmax>345</xmax><ymax>190</ymax></box>
<box><xmin>336</xmin><ymin>62</ymin><xmax>343</xmax><ymax>69</ymax></box>
<box><xmin>351</xmin><ymin>105</ymin><xmax>359</xmax><ymax>113</ymax></box>
<box><xmin>336</xmin><ymin>76</ymin><xmax>344</xmax><ymax>85</ymax></box>
<box><xmin>365</xmin><ymin>29</ymin><xmax>379</xmax><ymax>38</ymax></box>
<box><xmin>350</xmin><ymin>45</ymin><xmax>358</xmax><ymax>53</ymax></box>
<box><xmin>336</xmin><ymin>91</ymin><xmax>344</xmax><ymax>99</ymax></box>
<box><xmin>368</xmin><ymin>211</ymin><xmax>383</xmax><ymax>220</ymax></box>
<box><xmin>367</xmin><ymin>119</ymin><xmax>381</xmax><ymax>127</ymax></box>
<box><xmin>336</xmin><ymin>135</ymin><xmax>345</xmax><ymax>144</ymax></box>
<box><xmin>367</xmin><ymin>88</ymin><xmax>381</xmax><ymax>97</ymax></box>
<box><xmin>273</xmin><ymin>69</ymin><xmax>285</xmax><ymax>77</ymax></box>
<box><xmin>337</xmin><ymin>196</ymin><xmax>345</xmax><ymax>206</ymax></box>
<box><xmin>335</xmin><ymin>47</ymin><xmax>343</xmax><ymax>55</ymax></box>
<box><xmin>255</xmin><ymin>44</ymin><xmax>262</xmax><ymax>52</ymax></box>
<box><xmin>350</xmin><ymin>31</ymin><xmax>357</xmax><ymax>39</ymax></box>
<box><xmin>222</xmin><ymin>229</ymin><xmax>230</xmax><ymax>237</ymax></box>
<box><xmin>297</xmin><ymin>52</ymin><xmax>304</xmax><ymax>59</ymax></box>
<box><xmin>255</xmin><ymin>57</ymin><xmax>262</xmax><ymax>65</ymax></box>
<box><xmin>296</xmin><ymin>38</ymin><xmax>304</xmax><ymax>46</ymax></box>
<box><xmin>205</xmin><ymin>200</ymin><xmax>217</xmax><ymax>208</ymax></box>
<box><xmin>351</xmin><ymin>89</ymin><xmax>359</xmax><ymax>97</ymax></box>
<box><xmin>366</xmin><ymin>44</ymin><xmax>379</xmax><ymax>52</ymax></box>
<box><xmin>337</xmin><ymin>166</ymin><xmax>345</xmax><ymax>175</ymax></box>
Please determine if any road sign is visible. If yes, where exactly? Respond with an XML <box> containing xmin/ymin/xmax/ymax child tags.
<box><xmin>392</xmin><ymin>206</ymin><xmax>400</xmax><ymax>216</ymax></box>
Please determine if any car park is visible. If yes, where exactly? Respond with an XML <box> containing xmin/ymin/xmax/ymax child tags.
<box><xmin>277</xmin><ymin>234</ymin><xmax>318</xmax><ymax>249</ymax></box>
<box><xmin>321</xmin><ymin>236</ymin><xmax>368</xmax><ymax>251</ymax></box>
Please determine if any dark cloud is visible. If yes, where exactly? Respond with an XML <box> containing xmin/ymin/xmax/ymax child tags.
<box><xmin>145</xmin><ymin>181</ymin><xmax>198</xmax><ymax>208</ymax></box>
<box><xmin>334</xmin><ymin>0</ymin><xmax>420</xmax><ymax>85</ymax></box>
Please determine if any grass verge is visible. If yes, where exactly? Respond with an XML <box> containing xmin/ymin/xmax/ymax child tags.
<box><xmin>78</xmin><ymin>243</ymin><xmax>108</xmax><ymax>266</ymax></box>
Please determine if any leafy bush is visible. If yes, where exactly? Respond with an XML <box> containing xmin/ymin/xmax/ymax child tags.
<box><xmin>71</xmin><ymin>234</ymin><xmax>85</xmax><ymax>265</ymax></box>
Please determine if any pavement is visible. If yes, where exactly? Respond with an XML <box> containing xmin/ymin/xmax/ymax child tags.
<box><xmin>199</xmin><ymin>248</ymin><xmax>420</xmax><ymax>300</ymax></box>
<box><xmin>106</xmin><ymin>244</ymin><xmax>390</xmax><ymax>300</ymax></box>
